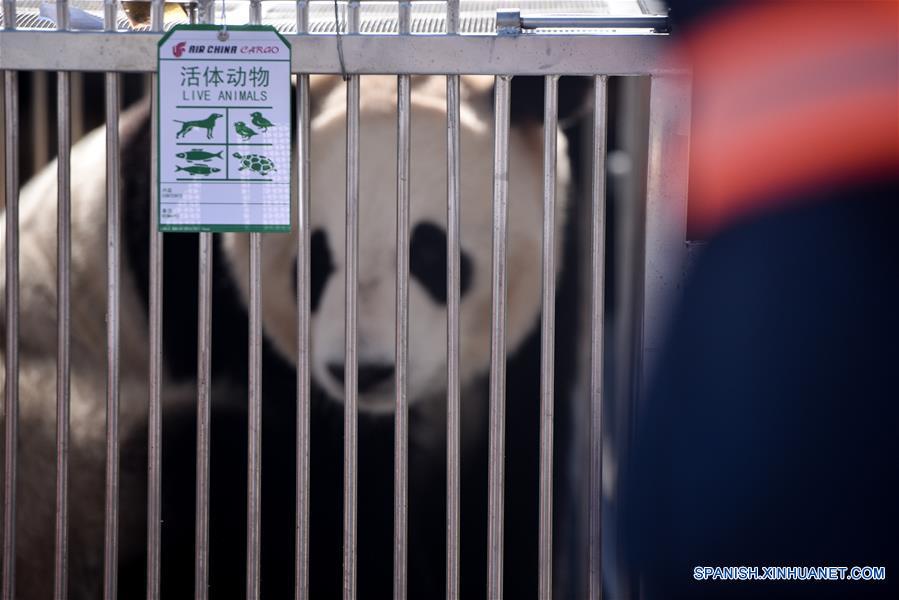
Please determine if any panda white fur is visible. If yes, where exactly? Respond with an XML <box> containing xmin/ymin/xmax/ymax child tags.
<box><xmin>2</xmin><ymin>74</ymin><xmax>580</xmax><ymax>598</ymax></box>
<box><xmin>0</xmin><ymin>358</ymin><xmax>197</xmax><ymax>599</ymax></box>
<box><xmin>0</xmin><ymin>102</ymin><xmax>153</xmax><ymax>375</ymax></box>
<box><xmin>0</xmin><ymin>102</ymin><xmax>181</xmax><ymax>599</ymax></box>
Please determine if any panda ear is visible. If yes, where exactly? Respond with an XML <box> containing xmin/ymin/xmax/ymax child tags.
<box><xmin>463</xmin><ymin>75</ymin><xmax>593</xmax><ymax>126</ymax></box>
<box><xmin>509</xmin><ymin>76</ymin><xmax>593</xmax><ymax>125</ymax></box>
<box><xmin>289</xmin><ymin>75</ymin><xmax>343</xmax><ymax>121</ymax></box>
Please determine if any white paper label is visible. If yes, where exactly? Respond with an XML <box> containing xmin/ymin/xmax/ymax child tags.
<box><xmin>157</xmin><ymin>25</ymin><xmax>291</xmax><ymax>232</ymax></box>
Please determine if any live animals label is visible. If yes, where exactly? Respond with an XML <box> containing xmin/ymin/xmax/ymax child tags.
<box><xmin>157</xmin><ymin>25</ymin><xmax>291</xmax><ymax>232</ymax></box>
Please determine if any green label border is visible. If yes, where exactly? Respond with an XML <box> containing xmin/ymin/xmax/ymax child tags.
<box><xmin>157</xmin><ymin>24</ymin><xmax>292</xmax><ymax>234</ymax></box>
<box><xmin>158</xmin><ymin>23</ymin><xmax>292</xmax><ymax>49</ymax></box>
<box><xmin>159</xmin><ymin>224</ymin><xmax>291</xmax><ymax>233</ymax></box>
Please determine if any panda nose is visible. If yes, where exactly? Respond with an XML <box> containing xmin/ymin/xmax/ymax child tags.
<box><xmin>327</xmin><ymin>362</ymin><xmax>395</xmax><ymax>393</ymax></box>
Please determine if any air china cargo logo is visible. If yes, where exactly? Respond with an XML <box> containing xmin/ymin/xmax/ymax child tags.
<box><xmin>170</xmin><ymin>42</ymin><xmax>281</xmax><ymax>57</ymax></box>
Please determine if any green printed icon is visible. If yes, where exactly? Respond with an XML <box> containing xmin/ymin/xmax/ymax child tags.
<box><xmin>234</xmin><ymin>121</ymin><xmax>258</xmax><ymax>141</ymax></box>
<box><xmin>250</xmin><ymin>111</ymin><xmax>275</xmax><ymax>132</ymax></box>
<box><xmin>174</xmin><ymin>113</ymin><xmax>223</xmax><ymax>139</ymax></box>
<box><xmin>176</xmin><ymin>164</ymin><xmax>221</xmax><ymax>176</ymax></box>
<box><xmin>176</xmin><ymin>149</ymin><xmax>224</xmax><ymax>162</ymax></box>
<box><xmin>233</xmin><ymin>152</ymin><xmax>276</xmax><ymax>176</ymax></box>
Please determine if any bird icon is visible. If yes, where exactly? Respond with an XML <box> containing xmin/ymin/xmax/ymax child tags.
<box><xmin>234</xmin><ymin>121</ymin><xmax>258</xmax><ymax>141</ymax></box>
<box><xmin>250</xmin><ymin>111</ymin><xmax>275</xmax><ymax>132</ymax></box>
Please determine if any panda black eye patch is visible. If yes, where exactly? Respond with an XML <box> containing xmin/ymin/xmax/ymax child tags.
<box><xmin>303</xmin><ymin>228</ymin><xmax>333</xmax><ymax>312</ymax></box>
<box><xmin>410</xmin><ymin>221</ymin><xmax>472</xmax><ymax>304</ymax></box>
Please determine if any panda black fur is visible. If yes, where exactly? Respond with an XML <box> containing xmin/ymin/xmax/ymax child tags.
<box><xmin>2</xmin><ymin>74</ymin><xmax>584</xmax><ymax>598</ymax></box>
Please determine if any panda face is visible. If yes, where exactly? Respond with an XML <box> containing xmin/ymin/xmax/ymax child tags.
<box><xmin>304</xmin><ymin>218</ymin><xmax>475</xmax><ymax>411</ymax></box>
<box><xmin>223</xmin><ymin>76</ymin><xmax>569</xmax><ymax>415</ymax></box>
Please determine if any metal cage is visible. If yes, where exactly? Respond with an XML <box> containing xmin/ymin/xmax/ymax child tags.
<box><xmin>0</xmin><ymin>1</ymin><xmax>691</xmax><ymax>598</ymax></box>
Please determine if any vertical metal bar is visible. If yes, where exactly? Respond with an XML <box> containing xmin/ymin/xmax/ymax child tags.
<box><xmin>538</xmin><ymin>74</ymin><xmax>559</xmax><ymax>600</ymax></box>
<box><xmin>146</xmin><ymin>2</ymin><xmax>165</xmax><ymax>599</ymax></box>
<box><xmin>194</xmin><ymin>237</ymin><xmax>213</xmax><ymax>600</ymax></box>
<box><xmin>102</xmin><ymin>2</ymin><xmax>122</xmax><ymax>598</ymax></box>
<box><xmin>640</xmin><ymin>74</ymin><xmax>691</xmax><ymax>393</ymax></box>
<box><xmin>246</xmin><ymin>4</ymin><xmax>264</xmax><ymax>599</ymax></box>
<box><xmin>343</xmin><ymin>3</ymin><xmax>361</xmax><ymax>600</ymax></box>
<box><xmin>194</xmin><ymin>3</ymin><xmax>216</xmax><ymax>599</ymax></box>
<box><xmin>446</xmin><ymin>0</ymin><xmax>460</xmax><ymax>33</ymax></box>
<box><xmin>587</xmin><ymin>75</ymin><xmax>608</xmax><ymax>600</ymax></box>
<box><xmin>0</xmin><ymin>72</ymin><xmax>16</xmax><ymax>600</ymax></box>
<box><xmin>634</xmin><ymin>73</ymin><xmax>691</xmax><ymax>598</ymax></box>
<box><xmin>197</xmin><ymin>0</ymin><xmax>215</xmax><ymax>24</ymax></box>
<box><xmin>0</xmin><ymin>75</ymin><xmax>4</xmax><ymax>211</ymax></box>
<box><xmin>608</xmin><ymin>76</ymin><xmax>650</xmax><ymax>600</ymax></box>
<box><xmin>249</xmin><ymin>0</ymin><xmax>262</xmax><ymax>23</ymax></box>
<box><xmin>1</xmin><ymin>1</ymin><xmax>19</xmax><ymax>598</ymax></box>
<box><xmin>444</xmin><ymin>3</ymin><xmax>461</xmax><ymax>599</ymax></box>
<box><xmin>486</xmin><ymin>74</ymin><xmax>512</xmax><ymax>600</ymax></box>
<box><xmin>295</xmin><ymin>4</ymin><xmax>312</xmax><ymax>598</ymax></box>
<box><xmin>54</xmin><ymin>3</ymin><xmax>72</xmax><ymax>599</ymax></box>
<box><xmin>0</xmin><ymin>75</ymin><xmax>5</xmax><ymax>211</ymax></box>
<box><xmin>31</xmin><ymin>72</ymin><xmax>49</xmax><ymax>173</ymax></box>
<box><xmin>393</xmin><ymin>4</ymin><xmax>411</xmax><ymax>600</ymax></box>
<box><xmin>246</xmin><ymin>237</ymin><xmax>262</xmax><ymax>600</ymax></box>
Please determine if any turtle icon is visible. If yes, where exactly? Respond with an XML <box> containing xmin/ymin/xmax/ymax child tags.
<box><xmin>233</xmin><ymin>152</ymin><xmax>276</xmax><ymax>176</ymax></box>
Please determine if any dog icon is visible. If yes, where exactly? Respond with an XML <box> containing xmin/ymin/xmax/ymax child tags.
<box><xmin>174</xmin><ymin>113</ymin><xmax>224</xmax><ymax>140</ymax></box>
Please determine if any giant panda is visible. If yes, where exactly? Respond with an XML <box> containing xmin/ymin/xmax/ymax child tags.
<box><xmin>2</xmin><ymin>73</ymin><xmax>584</xmax><ymax>598</ymax></box>
<box><xmin>150</xmin><ymin>75</ymin><xmax>584</xmax><ymax>598</ymax></box>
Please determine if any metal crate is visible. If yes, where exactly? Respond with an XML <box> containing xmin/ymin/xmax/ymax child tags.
<box><xmin>0</xmin><ymin>1</ymin><xmax>690</xmax><ymax>598</ymax></box>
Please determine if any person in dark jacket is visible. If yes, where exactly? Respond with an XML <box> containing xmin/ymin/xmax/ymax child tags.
<box><xmin>623</xmin><ymin>2</ymin><xmax>899</xmax><ymax>598</ymax></box>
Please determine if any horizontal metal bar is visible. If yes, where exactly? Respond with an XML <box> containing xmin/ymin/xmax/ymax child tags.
<box><xmin>498</xmin><ymin>11</ymin><xmax>669</xmax><ymax>33</ymax></box>
<box><xmin>0</xmin><ymin>31</ymin><xmax>675</xmax><ymax>74</ymax></box>
<box><xmin>523</xmin><ymin>15</ymin><xmax>668</xmax><ymax>30</ymax></box>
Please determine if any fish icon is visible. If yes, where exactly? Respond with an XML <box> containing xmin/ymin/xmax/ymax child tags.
<box><xmin>176</xmin><ymin>149</ymin><xmax>224</xmax><ymax>162</ymax></box>
<box><xmin>176</xmin><ymin>164</ymin><xmax>221</xmax><ymax>176</ymax></box>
